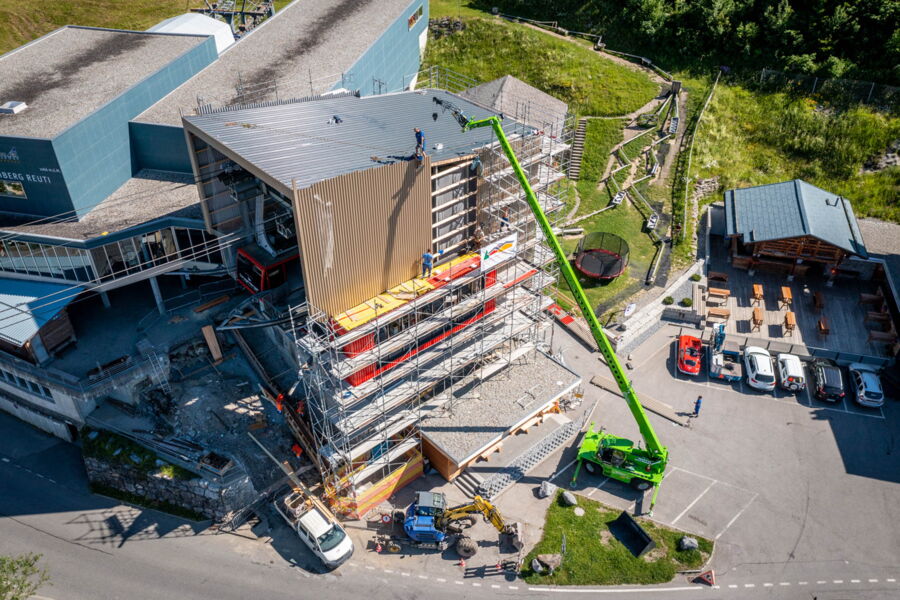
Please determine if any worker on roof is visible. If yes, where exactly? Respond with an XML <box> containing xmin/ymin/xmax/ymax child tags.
<box><xmin>421</xmin><ymin>248</ymin><xmax>444</xmax><ymax>278</ymax></box>
<box><xmin>414</xmin><ymin>127</ymin><xmax>426</xmax><ymax>152</ymax></box>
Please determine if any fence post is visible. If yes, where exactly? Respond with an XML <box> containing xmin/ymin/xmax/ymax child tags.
<box><xmin>811</xmin><ymin>77</ymin><xmax>818</xmax><ymax>93</ymax></box>
<box><xmin>759</xmin><ymin>69</ymin><xmax>764</xmax><ymax>84</ymax></box>
<box><xmin>867</xmin><ymin>82</ymin><xmax>876</xmax><ymax>103</ymax></box>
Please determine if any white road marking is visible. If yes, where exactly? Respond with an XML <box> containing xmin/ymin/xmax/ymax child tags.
<box><xmin>491</xmin><ymin>584</ymin><xmax>501</xmax><ymax>588</ymax></box>
<box><xmin>887</xmin><ymin>578</ymin><xmax>896</xmax><ymax>582</ymax></box>
<box><xmin>417</xmin><ymin>575</ymin><xmax>428</xmax><ymax>580</ymax></box>
<box><xmin>744</xmin><ymin>584</ymin><xmax>755</xmax><ymax>588</ymax></box>
<box><xmin>551</xmin><ymin>459</ymin><xmax>578</xmax><ymax>481</ymax></box>
<box><xmin>869</xmin><ymin>579</ymin><xmax>878</xmax><ymax>583</ymax></box>
<box><xmin>834</xmin><ymin>580</ymin><xmax>844</xmax><ymax>584</ymax></box>
<box><xmin>400</xmin><ymin>572</ymin><xmax>410</xmax><ymax>577</ymax></box>
<box><xmin>798</xmin><ymin>581</ymin><xmax>808</xmax><ymax>585</ymax></box>
<box><xmin>763</xmin><ymin>583</ymin><xmax>773</xmax><ymax>587</ymax></box>
<box><xmin>671</xmin><ymin>480</ymin><xmax>715</xmax><ymax>525</ymax></box>
<box><xmin>817</xmin><ymin>580</ymin><xmax>827</xmax><ymax>584</ymax></box>
<box><xmin>1</xmin><ymin>457</ymin><xmax>9</xmax><ymax>462</ymax></box>
<box><xmin>365</xmin><ymin>565</ymin><xmax>375</xmax><ymax>570</ymax></box>
<box><xmin>728</xmin><ymin>584</ymin><xmax>737</xmax><ymax>588</ymax></box>
<box><xmin>436</xmin><ymin>578</ymin><xmax>446</xmax><ymax>583</ymax></box>
<box><xmin>851</xmin><ymin>579</ymin><xmax>860</xmax><ymax>583</ymax></box>
<box><xmin>383</xmin><ymin>569</ymin><xmax>393</xmax><ymax>574</ymax></box>
<box><xmin>508</xmin><ymin>585</ymin><xmax>519</xmax><ymax>590</ymax></box>
<box><xmin>779</xmin><ymin>582</ymin><xmax>790</xmax><ymax>586</ymax></box>
<box><xmin>35</xmin><ymin>473</ymin><xmax>45</xmax><ymax>479</ymax></box>
<box><xmin>471</xmin><ymin>582</ymin><xmax>481</xmax><ymax>587</ymax></box>
<box><xmin>715</xmin><ymin>492</ymin><xmax>759</xmax><ymax>540</ymax></box>
<box><xmin>454</xmin><ymin>581</ymin><xmax>464</xmax><ymax>585</ymax></box>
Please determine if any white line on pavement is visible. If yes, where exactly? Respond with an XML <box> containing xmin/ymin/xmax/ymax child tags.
<box><xmin>743</xmin><ymin>584</ymin><xmax>755</xmax><ymax>588</ymax></box>
<box><xmin>508</xmin><ymin>586</ymin><xmax>519</xmax><ymax>590</ymax></box>
<box><xmin>454</xmin><ymin>581</ymin><xmax>464</xmax><ymax>585</ymax></box>
<box><xmin>383</xmin><ymin>569</ymin><xmax>393</xmax><ymax>574</ymax></box>
<box><xmin>817</xmin><ymin>580</ymin><xmax>826</xmax><ymax>584</ymax></box>
<box><xmin>728</xmin><ymin>584</ymin><xmax>737</xmax><ymax>588</ymax></box>
<box><xmin>798</xmin><ymin>581</ymin><xmax>807</xmax><ymax>585</ymax></box>
<box><xmin>1</xmin><ymin>457</ymin><xmax>9</xmax><ymax>462</ymax></box>
<box><xmin>834</xmin><ymin>580</ymin><xmax>844</xmax><ymax>584</ymax></box>
<box><xmin>491</xmin><ymin>584</ymin><xmax>501</xmax><ymax>589</ymax></box>
<box><xmin>851</xmin><ymin>579</ymin><xmax>860</xmax><ymax>583</ymax></box>
<box><xmin>671</xmin><ymin>480</ymin><xmax>715</xmax><ymax>525</ymax></box>
<box><xmin>869</xmin><ymin>579</ymin><xmax>878</xmax><ymax>583</ymax></box>
<box><xmin>887</xmin><ymin>578</ymin><xmax>896</xmax><ymax>582</ymax></box>
<box><xmin>779</xmin><ymin>582</ymin><xmax>790</xmax><ymax>586</ymax></box>
<box><xmin>715</xmin><ymin>492</ymin><xmax>759</xmax><ymax>540</ymax></box>
<box><xmin>763</xmin><ymin>583</ymin><xmax>773</xmax><ymax>587</ymax></box>
<box><xmin>364</xmin><ymin>566</ymin><xmax>375</xmax><ymax>570</ymax></box>
<box><xmin>436</xmin><ymin>578</ymin><xmax>446</xmax><ymax>583</ymax></box>
<box><xmin>400</xmin><ymin>572</ymin><xmax>410</xmax><ymax>577</ymax></box>
<box><xmin>471</xmin><ymin>582</ymin><xmax>481</xmax><ymax>587</ymax></box>
<box><xmin>417</xmin><ymin>575</ymin><xmax>428</xmax><ymax>580</ymax></box>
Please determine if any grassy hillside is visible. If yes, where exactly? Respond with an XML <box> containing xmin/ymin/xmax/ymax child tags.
<box><xmin>422</xmin><ymin>17</ymin><xmax>659</xmax><ymax>116</ymax></box>
<box><xmin>0</xmin><ymin>0</ymin><xmax>291</xmax><ymax>56</ymax></box>
<box><xmin>693</xmin><ymin>83</ymin><xmax>900</xmax><ymax>220</ymax></box>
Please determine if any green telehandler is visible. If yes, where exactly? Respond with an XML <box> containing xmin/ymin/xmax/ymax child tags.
<box><xmin>434</xmin><ymin>96</ymin><xmax>668</xmax><ymax>512</ymax></box>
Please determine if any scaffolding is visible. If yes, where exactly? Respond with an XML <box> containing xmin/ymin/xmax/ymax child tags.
<box><xmin>289</xmin><ymin>84</ymin><xmax>575</xmax><ymax>518</ymax></box>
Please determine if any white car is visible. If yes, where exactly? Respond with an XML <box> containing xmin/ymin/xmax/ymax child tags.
<box><xmin>275</xmin><ymin>492</ymin><xmax>354</xmax><ymax>569</ymax></box>
<box><xmin>848</xmin><ymin>363</ymin><xmax>885</xmax><ymax>408</ymax></box>
<box><xmin>776</xmin><ymin>353</ymin><xmax>806</xmax><ymax>392</ymax></box>
<box><xmin>743</xmin><ymin>346</ymin><xmax>776</xmax><ymax>391</ymax></box>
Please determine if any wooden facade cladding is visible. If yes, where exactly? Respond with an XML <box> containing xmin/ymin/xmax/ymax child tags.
<box><xmin>293</xmin><ymin>158</ymin><xmax>432</xmax><ymax>317</ymax></box>
<box><xmin>745</xmin><ymin>235</ymin><xmax>847</xmax><ymax>264</ymax></box>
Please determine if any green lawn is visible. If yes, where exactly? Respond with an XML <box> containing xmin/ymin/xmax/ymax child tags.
<box><xmin>692</xmin><ymin>82</ymin><xmax>900</xmax><ymax>221</ymax></box>
<box><xmin>559</xmin><ymin>190</ymin><xmax>656</xmax><ymax>314</ymax></box>
<box><xmin>430</xmin><ymin>0</ymin><xmax>490</xmax><ymax>19</ymax></box>
<box><xmin>422</xmin><ymin>17</ymin><xmax>659</xmax><ymax>116</ymax></box>
<box><xmin>0</xmin><ymin>0</ymin><xmax>290</xmax><ymax>56</ymax></box>
<box><xmin>522</xmin><ymin>492</ymin><xmax>713</xmax><ymax>585</ymax></box>
<box><xmin>580</xmin><ymin>119</ymin><xmax>627</xmax><ymax>183</ymax></box>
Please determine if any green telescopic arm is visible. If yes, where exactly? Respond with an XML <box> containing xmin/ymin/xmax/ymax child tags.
<box><xmin>463</xmin><ymin>115</ymin><xmax>665</xmax><ymax>457</ymax></box>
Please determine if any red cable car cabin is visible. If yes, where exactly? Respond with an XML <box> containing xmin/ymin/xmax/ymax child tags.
<box><xmin>236</xmin><ymin>244</ymin><xmax>299</xmax><ymax>294</ymax></box>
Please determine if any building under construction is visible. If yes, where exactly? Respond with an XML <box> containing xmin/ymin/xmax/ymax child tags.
<box><xmin>182</xmin><ymin>81</ymin><xmax>583</xmax><ymax>518</ymax></box>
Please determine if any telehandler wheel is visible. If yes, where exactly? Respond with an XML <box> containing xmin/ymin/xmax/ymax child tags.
<box><xmin>630</xmin><ymin>478</ymin><xmax>652</xmax><ymax>491</ymax></box>
<box><xmin>392</xmin><ymin>509</ymin><xmax>405</xmax><ymax>523</ymax></box>
<box><xmin>583</xmin><ymin>460</ymin><xmax>598</xmax><ymax>475</ymax></box>
<box><xmin>455</xmin><ymin>536</ymin><xmax>478</xmax><ymax>558</ymax></box>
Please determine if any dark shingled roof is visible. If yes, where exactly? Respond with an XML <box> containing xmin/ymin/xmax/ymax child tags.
<box><xmin>724</xmin><ymin>179</ymin><xmax>868</xmax><ymax>258</ymax></box>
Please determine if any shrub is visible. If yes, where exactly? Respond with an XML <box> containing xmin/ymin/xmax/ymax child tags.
<box><xmin>689</xmin><ymin>273</ymin><xmax>701</xmax><ymax>281</ymax></box>
<box><xmin>680</xmin><ymin>297</ymin><xmax>693</xmax><ymax>307</ymax></box>
<box><xmin>662</xmin><ymin>296</ymin><xmax>674</xmax><ymax>305</ymax></box>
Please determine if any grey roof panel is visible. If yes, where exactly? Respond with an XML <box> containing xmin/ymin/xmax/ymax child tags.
<box><xmin>723</xmin><ymin>179</ymin><xmax>868</xmax><ymax>257</ymax></box>
<box><xmin>136</xmin><ymin>0</ymin><xmax>417</xmax><ymax>126</ymax></box>
<box><xmin>0</xmin><ymin>278</ymin><xmax>82</xmax><ymax>346</ymax></box>
<box><xmin>0</xmin><ymin>26</ymin><xmax>209</xmax><ymax>138</ymax></box>
<box><xmin>183</xmin><ymin>89</ymin><xmax>521</xmax><ymax>192</ymax></box>
<box><xmin>461</xmin><ymin>75</ymin><xmax>568</xmax><ymax>130</ymax></box>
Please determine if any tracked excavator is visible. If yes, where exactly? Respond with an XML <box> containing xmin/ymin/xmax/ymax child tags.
<box><xmin>433</xmin><ymin>96</ymin><xmax>669</xmax><ymax>513</ymax></box>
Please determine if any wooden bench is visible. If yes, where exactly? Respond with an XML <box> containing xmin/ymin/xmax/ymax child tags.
<box><xmin>751</xmin><ymin>284</ymin><xmax>764</xmax><ymax>306</ymax></box>
<box><xmin>865</xmin><ymin>311</ymin><xmax>892</xmax><ymax>323</ymax></box>
<box><xmin>707</xmin><ymin>307</ymin><xmax>731</xmax><ymax>320</ymax></box>
<box><xmin>868</xmin><ymin>330</ymin><xmax>898</xmax><ymax>345</ymax></box>
<box><xmin>859</xmin><ymin>292</ymin><xmax>883</xmax><ymax>306</ymax></box>
<box><xmin>813</xmin><ymin>291</ymin><xmax>825</xmax><ymax>312</ymax></box>
<box><xmin>783</xmin><ymin>311</ymin><xmax>796</xmax><ymax>335</ymax></box>
<box><xmin>817</xmin><ymin>316</ymin><xmax>830</xmax><ymax>336</ymax></box>
<box><xmin>751</xmin><ymin>307</ymin><xmax>763</xmax><ymax>332</ymax></box>
<box><xmin>708</xmin><ymin>287</ymin><xmax>730</xmax><ymax>298</ymax></box>
<box><xmin>708</xmin><ymin>271</ymin><xmax>729</xmax><ymax>283</ymax></box>
<box><xmin>779</xmin><ymin>286</ymin><xmax>793</xmax><ymax>309</ymax></box>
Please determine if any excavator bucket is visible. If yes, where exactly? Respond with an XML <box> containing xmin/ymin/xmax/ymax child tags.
<box><xmin>504</xmin><ymin>522</ymin><xmax>525</xmax><ymax>551</ymax></box>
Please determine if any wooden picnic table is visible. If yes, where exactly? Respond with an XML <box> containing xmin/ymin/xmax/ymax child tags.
<box><xmin>779</xmin><ymin>286</ymin><xmax>793</xmax><ymax>308</ymax></box>
<box><xmin>708</xmin><ymin>271</ymin><xmax>729</xmax><ymax>283</ymax></box>
<box><xmin>865</xmin><ymin>311</ymin><xmax>891</xmax><ymax>323</ymax></box>
<box><xmin>751</xmin><ymin>284</ymin><xmax>764</xmax><ymax>305</ymax></box>
<box><xmin>784</xmin><ymin>311</ymin><xmax>796</xmax><ymax>335</ymax></box>
<box><xmin>751</xmin><ymin>307</ymin><xmax>763</xmax><ymax>331</ymax></box>
<box><xmin>708</xmin><ymin>287</ymin><xmax>731</xmax><ymax>298</ymax></box>
<box><xmin>707</xmin><ymin>307</ymin><xmax>731</xmax><ymax>320</ymax></box>
<box><xmin>814</xmin><ymin>291</ymin><xmax>825</xmax><ymax>311</ymax></box>
<box><xmin>817</xmin><ymin>316</ymin><xmax>830</xmax><ymax>336</ymax></box>
<box><xmin>868</xmin><ymin>330</ymin><xmax>898</xmax><ymax>344</ymax></box>
<box><xmin>859</xmin><ymin>292</ymin><xmax>883</xmax><ymax>306</ymax></box>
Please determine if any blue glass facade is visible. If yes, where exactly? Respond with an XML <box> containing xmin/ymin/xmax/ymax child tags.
<box><xmin>340</xmin><ymin>0</ymin><xmax>428</xmax><ymax>96</ymax></box>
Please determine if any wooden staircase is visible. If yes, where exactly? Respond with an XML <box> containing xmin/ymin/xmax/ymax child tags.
<box><xmin>567</xmin><ymin>118</ymin><xmax>588</xmax><ymax>180</ymax></box>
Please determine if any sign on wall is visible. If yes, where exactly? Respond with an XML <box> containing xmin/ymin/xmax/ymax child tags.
<box><xmin>480</xmin><ymin>232</ymin><xmax>517</xmax><ymax>272</ymax></box>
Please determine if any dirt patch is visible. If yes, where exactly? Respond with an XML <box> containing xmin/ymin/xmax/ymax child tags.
<box><xmin>599</xmin><ymin>529</ymin><xmax>613</xmax><ymax>546</ymax></box>
<box><xmin>642</xmin><ymin>546</ymin><xmax>666</xmax><ymax>562</ymax></box>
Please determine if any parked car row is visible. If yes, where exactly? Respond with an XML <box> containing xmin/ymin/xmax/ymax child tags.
<box><xmin>675</xmin><ymin>335</ymin><xmax>885</xmax><ymax>408</ymax></box>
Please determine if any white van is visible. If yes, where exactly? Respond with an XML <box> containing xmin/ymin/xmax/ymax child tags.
<box><xmin>777</xmin><ymin>353</ymin><xmax>806</xmax><ymax>392</ymax></box>
<box><xmin>274</xmin><ymin>491</ymin><xmax>354</xmax><ymax>569</ymax></box>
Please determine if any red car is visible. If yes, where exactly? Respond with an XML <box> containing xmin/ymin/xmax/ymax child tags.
<box><xmin>677</xmin><ymin>335</ymin><xmax>703</xmax><ymax>376</ymax></box>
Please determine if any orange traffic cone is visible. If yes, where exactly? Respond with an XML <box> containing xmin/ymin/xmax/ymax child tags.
<box><xmin>375</xmin><ymin>542</ymin><xmax>383</xmax><ymax>553</ymax></box>
<box><xmin>458</xmin><ymin>558</ymin><xmax>466</xmax><ymax>568</ymax></box>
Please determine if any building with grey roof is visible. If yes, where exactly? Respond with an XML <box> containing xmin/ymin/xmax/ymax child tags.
<box><xmin>724</xmin><ymin>179</ymin><xmax>868</xmax><ymax>269</ymax></box>
<box><xmin>461</xmin><ymin>75</ymin><xmax>569</xmax><ymax>132</ymax></box>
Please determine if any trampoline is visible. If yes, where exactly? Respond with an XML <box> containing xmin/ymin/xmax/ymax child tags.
<box><xmin>575</xmin><ymin>232</ymin><xmax>629</xmax><ymax>280</ymax></box>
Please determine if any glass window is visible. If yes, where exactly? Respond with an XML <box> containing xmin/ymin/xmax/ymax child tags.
<box><xmin>0</xmin><ymin>180</ymin><xmax>26</xmax><ymax>198</ymax></box>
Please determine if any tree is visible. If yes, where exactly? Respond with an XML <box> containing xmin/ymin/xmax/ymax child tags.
<box><xmin>0</xmin><ymin>554</ymin><xmax>49</xmax><ymax>600</ymax></box>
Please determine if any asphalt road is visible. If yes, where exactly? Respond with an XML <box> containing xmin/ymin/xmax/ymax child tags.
<box><xmin>3</xmin><ymin>321</ymin><xmax>900</xmax><ymax>600</ymax></box>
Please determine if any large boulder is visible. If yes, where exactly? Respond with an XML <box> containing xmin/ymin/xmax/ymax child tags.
<box><xmin>536</xmin><ymin>553</ymin><xmax>563</xmax><ymax>573</ymax></box>
<box><xmin>538</xmin><ymin>481</ymin><xmax>558</xmax><ymax>499</ymax></box>
<box><xmin>561</xmin><ymin>491</ymin><xmax>577</xmax><ymax>506</ymax></box>
<box><xmin>678</xmin><ymin>536</ymin><xmax>699</xmax><ymax>551</ymax></box>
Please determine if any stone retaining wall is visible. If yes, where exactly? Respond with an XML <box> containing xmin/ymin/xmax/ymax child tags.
<box><xmin>84</xmin><ymin>457</ymin><xmax>238</xmax><ymax>520</ymax></box>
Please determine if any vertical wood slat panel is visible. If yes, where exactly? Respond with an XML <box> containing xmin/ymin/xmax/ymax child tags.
<box><xmin>294</xmin><ymin>157</ymin><xmax>432</xmax><ymax>316</ymax></box>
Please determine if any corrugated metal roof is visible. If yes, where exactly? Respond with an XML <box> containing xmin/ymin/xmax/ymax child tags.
<box><xmin>724</xmin><ymin>179</ymin><xmax>868</xmax><ymax>257</ymax></box>
<box><xmin>0</xmin><ymin>279</ymin><xmax>82</xmax><ymax>346</ymax></box>
<box><xmin>182</xmin><ymin>89</ymin><xmax>521</xmax><ymax>193</ymax></box>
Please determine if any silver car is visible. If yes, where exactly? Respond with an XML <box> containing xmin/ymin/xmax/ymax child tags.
<box><xmin>848</xmin><ymin>363</ymin><xmax>885</xmax><ymax>408</ymax></box>
<box><xmin>744</xmin><ymin>346</ymin><xmax>776</xmax><ymax>391</ymax></box>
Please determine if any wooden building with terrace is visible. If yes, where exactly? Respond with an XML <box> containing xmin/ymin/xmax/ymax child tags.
<box><xmin>723</xmin><ymin>179</ymin><xmax>868</xmax><ymax>278</ymax></box>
